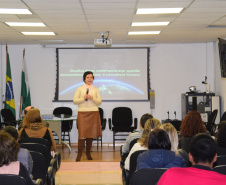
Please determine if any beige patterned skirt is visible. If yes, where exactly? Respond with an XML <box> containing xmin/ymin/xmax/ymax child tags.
<box><xmin>77</xmin><ymin>111</ymin><xmax>102</xmax><ymax>138</ymax></box>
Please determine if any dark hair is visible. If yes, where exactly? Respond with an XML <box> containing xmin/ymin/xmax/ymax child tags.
<box><xmin>189</xmin><ymin>133</ymin><xmax>216</xmax><ymax>164</ymax></box>
<box><xmin>140</xmin><ymin>113</ymin><xmax>153</xmax><ymax>128</ymax></box>
<box><xmin>2</xmin><ymin>126</ymin><xmax>19</xmax><ymax>140</ymax></box>
<box><xmin>83</xmin><ymin>71</ymin><xmax>94</xmax><ymax>82</ymax></box>
<box><xmin>217</xmin><ymin>121</ymin><xmax>226</xmax><ymax>148</ymax></box>
<box><xmin>180</xmin><ymin>111</ymin><xmax>206</xmax><ymax>137</ymax></box>
<box><xmin>0</xmin><ymin>131</ymin><xmax>19</xmax><ymax>167</ymax></box>
<box><xmin>148</xmin><ymin>128</ymin><xmax>171</xmax><ymax>150</ymax></box>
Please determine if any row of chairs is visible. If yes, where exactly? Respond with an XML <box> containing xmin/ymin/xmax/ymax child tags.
<box><xmin>19</xmin><ymin>137</ymin><xmax>61</xmax><ymax>185</ymax></box>
<box><xmin>0</xmin><ymin>174</ymin><xmax>43</xmax><ymax>185</ymax></box>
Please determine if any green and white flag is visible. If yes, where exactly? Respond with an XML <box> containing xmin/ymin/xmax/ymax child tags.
<box><xmin>21</xmin><ymin>49</ymin><xmax>31</xmax><ymax>112</ymax></box>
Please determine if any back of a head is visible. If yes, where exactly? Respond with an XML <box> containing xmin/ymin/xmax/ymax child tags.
<box><xmin>0</xmin><ymin>131</ymin><xmax>19</xmax><ymax>166</ymax></box>
<box><xmin>189</xmin><ymin>133</ymin><xmax>216</xmax><ymax>164</ymax></box>
<box><xmin>23</xmin><ymin>108</ymin><xmax>42</xmax><ymax>128</ymax></box>
<box><xmin>180</xmin><ymin>111</ymin><xmax>206</xmax><ymax>137</ymax></box>
<box><xmin>217</xmin><ymin>121</ymin><xmax>226</xmax><ymax>148</ymax></box>
<box><xmin>145</xmin><ymin>118</ymin><xmax>161</xmax><ymax>131</ymax></box>
<box><xmin>138</xmin><ymin>117</ymin><xmax>157</xmax><ymax>147</ymax></box>
<box><xmin>24</xmin><ymin>106</ymin><xmax>34</xmax><ymax>115</ymax></box>
<box><xmin>2</xmin><ymin>126</ymin><xmax>19</xmax><ymax>140</ymax></box>
<box><xmin>140</xmin><ymin>113</ymin><xmax>153</xmax><ymax>128</ymax></box>
<box><xmin>148</xmin><ymin>128</ymin><xmax>171</xmax><ymax>150</ymax></box>
<box><xmin>160</xmin><ymin>123</ymin><xmax>178</xmax><ymax>152</ymax></box>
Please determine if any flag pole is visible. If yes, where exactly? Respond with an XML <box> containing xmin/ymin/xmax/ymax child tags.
<box><xmin>19</xmin><ymin>49</ymin><xmax>25</xmax><ymax>119</ymax></box>
<box><xmin>4</xmin><ymin>44</ymin><xmax>7</xmax><ymax>108</ymax></box>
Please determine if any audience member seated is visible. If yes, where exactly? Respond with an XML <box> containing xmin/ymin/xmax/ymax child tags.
<box><xmin>160</xmin><ymin>123</ymin><xmax>190</xmax><ymax>166</ymax></box>
<box><xmin>120</xmin><ymin>113</ymin><xmax>153</xmax><ymax>168</ymax></box>
<box><xmin>121</xmin><ymin>113</ymin><xmax>153</xmax><ymax>155</ymax></box>
<box><xmin>157</xmin><ymin>133</ymin><xmax>226</xmax><ymax>185</ymax></box>
<box><xmin>160</xmin><ymin>123</ymin><xmax>178</xmax><ymax>153</ymax></box>
<box><xmin>18</xmin><ymin>106</ymin><xmax>49</xmax><ymax>130</ymax></box>
<box><xmin>2</xmin><ymin>126</ymin><xmax>33</xmax><ymax>175</ymax></box>
<box><xmin>124</xmin><ymin>118</ymin><xmax>161</xmax><ymax>170</ymax></box>
<box><xmin>179</xmin><ymin>111</ymin><xmax>207</xmax><ymax>153</ymax></box>
<box><xmin>137</xmin><ymin>128</ymin><xmax>184</xmax><ymax>170</ymax></box>
<box><xmin>18</xmin><ymin>108</ymin><xmax>56</xmax><ymax>151</ymax></box>
<box><xmin>216</xmin><ymin>121</ymin><xmax>226</xmax><ymax>155</ymax></box>
<box><xmin>0</xmin><ymin>131</ymin><xmax>34</xmax><ymax>185</ymax></box>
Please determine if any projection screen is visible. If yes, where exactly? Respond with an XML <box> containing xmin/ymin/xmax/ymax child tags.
<box><xmin>55</xmin><ymin>47</ymin><xmax>150</xmax><ymax>101</ymax></box>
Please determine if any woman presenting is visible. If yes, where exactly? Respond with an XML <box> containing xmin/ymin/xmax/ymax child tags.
<box><xmin>73</xmin><ymin>71</ymin><xmax>102</xmax><ymax>161</ymax></box>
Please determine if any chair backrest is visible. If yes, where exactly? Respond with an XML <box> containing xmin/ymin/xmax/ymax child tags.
<box><xmin>112</xmin><ymin>107</ymin><xmax>133</xmax><ymax>127</ymax></box>
<box><xmin>220</xmin><ymin>111</ymin><xmax>226</xmax><ymax>122</ymax></box>
<box><xmin>208</xmin><ymin>109</ymin><xmax>218</xmax><ymax>124</ymax></box>
<box><xmin>129</xmin><ymin>150</ymin><xmax>147</xmax><ymax>175</ymax></box>
<box><xmin>129</xmin><ymin>138</ymin><xmax>139</xmax><ymax>151</ymax></box>
<box><xmin>215</xmin><ymin>155</ymin><xmax>226</xmax><ymax>166</ymax></box>
<box><xmin>130</xmin><ymin>168</ymin><xmax>167</xmax><ymax>185</ymax></box>
<box><xmin>19</xmin><ymin>137</ymin><xmax>51</xmax><ymax>151</ymax></box>
<box><xmin>1</xmin><ymin>108</ymin><xmax>16</xmax><ymax>121</ymax></box>
<box><xmin>213</xmin><ymin>165</ymin><xmax>226</xmax><ymax>175</ymax></box>
<box><xmin>0</xmin><ymin>174</ymin><xmax>27</xmax><ymax>185</ymax></box>
<box><xmin>53</xmin><ymin>107</ymin><xmax>73</xmax><ymax>131</ymax></box>
<box><xmin>20</xmin><ymin>143</ymin><xmax>51</xmax><ymax>172</ymax></box>
<box><xmin>99</xmin><ymin>107</ymin><xmax>106</xmax><ymax>130</ymax></box>
<box><xmin>53</xmin><ymin>107</ymin><xmax>72</xmax><ymax>117</ymax></box>
<box><xmin>30</xmin><ymin>151</ymin><xmax>47</xmax><ymax>183</ymax></box>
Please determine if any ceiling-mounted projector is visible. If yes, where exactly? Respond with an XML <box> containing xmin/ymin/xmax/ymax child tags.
<box><xmin>94</xmin><ymin>31</ymin><xmax>112</xmax><ymax>47</ymax></box>
<box><xmin>94</xmin><ymin>38</ymin><xmax>112</xmax><ymax>47</ymax></box>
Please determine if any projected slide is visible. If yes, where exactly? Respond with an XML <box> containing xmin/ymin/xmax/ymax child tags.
<box><xmin>56</xmin><ymin>48</ymin><xmax>150</xmax><ymax>101</ymax></box>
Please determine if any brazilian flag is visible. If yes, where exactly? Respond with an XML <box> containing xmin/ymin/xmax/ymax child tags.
<box><xmin>5</xmin><ymin>48</ymin><xmax>16</xmax><ymax>118</ymax></box>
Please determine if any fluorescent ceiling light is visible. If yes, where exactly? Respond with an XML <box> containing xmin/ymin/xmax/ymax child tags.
<box><xmin>136</xmin><ymin>8</ymin><xmax>183</xmax><ymax>14</ymax></box>
<box><xmin>132</xmin><ymin>22</ymin><xmax>170</xmax><ymax>26</ymax></box>
<box><xmin>0</xmin><ymin>8</ymin><xmax>32</xmax><ymax>14</ymax></box>
<box><xmin>6</xmin><ymin>22</ymin><xmax>46</xmax><ymax>27</ymax></box>
<box><xmin>128</xmin><ymin>31</ymin><xmax>160</xmax><ymax>35</ymax></box>
<box><xmin>22</xmin><ymin>32</ymin><xmax>55</xmax><ymax>35</ymax></box>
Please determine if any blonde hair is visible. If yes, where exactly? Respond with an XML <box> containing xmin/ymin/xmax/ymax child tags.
<box><xmin>160</xmin><ymin>123</ymin><xmax>178</xmax><ymax>152</ymax></box>
<box><xmin>23</xmin><ymin>108</ymin><xmax>42</xmax><ymax>128</ymax></box>
<box><xmin>138</xmin><ymin>118</ymin><xmax>161</xmax><ymax>147</ymax></box>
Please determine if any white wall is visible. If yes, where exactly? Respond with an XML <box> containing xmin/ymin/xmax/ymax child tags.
<box><xmin>0</xmin><ymin>42</ymin><xmax>221</xmax><ymax>143</ymax></box>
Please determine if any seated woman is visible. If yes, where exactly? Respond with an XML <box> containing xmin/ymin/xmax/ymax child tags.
<box><xmin>216</xmin><ymin>121</ymin><xmax>226</xmax><ymax>155</ymax></box>
<box><xmin>3</xmin><ymin>126</ymin><xmax>33</xmax><ymax>175</ymax></box>
<box><xmin>0</xmin><ymin>131</ymin><xmax>34</xmax><ymax>185</ymax></box>
<box><xmin>124</xmin><ymin>118</ymin><xmax>161</xmax><ymax>170</ymax></box>
<box><xmin>160</xmin><ymin>123</ymin><xmax>190</xmax><ymax>166</ymax></box>
<box><xmin>137</xmin><ymin>128</ymin><xmax>184</xmax><ymax>170</ymax></box>
<box><xmin>179</xmin><ymin>111</ymin><xmax>206</xmax><ymax>153</ymax></box>
<box><xmin>160</xmin><ymin>123</ymin><xmax>178</xmax><ymax>153</ymax></box>
<box><xmin>18</xmin><ymin>108</ymin><xmax>56</xmax><ymax>151</ymax></box>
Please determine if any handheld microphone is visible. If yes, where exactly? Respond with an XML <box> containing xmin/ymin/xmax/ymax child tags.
<box><xmin>85</xmin><ymin>88</ymin><xmax>89</xmax><ymax>101</ymax></box>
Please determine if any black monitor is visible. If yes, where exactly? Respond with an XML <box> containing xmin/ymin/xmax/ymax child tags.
<box><xmin>218</xmin><ymin>38</ymin><xmax>226</xmax><ymax>78</ymax></box>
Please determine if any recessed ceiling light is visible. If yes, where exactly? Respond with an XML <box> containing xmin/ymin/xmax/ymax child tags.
<box><xmin>128</xmin><ymin>31</ymin><xmax>160</xmax><ymax>35</ymax></box>
<box><xmin>136</xmin><ymin>8</ymin><xmax>183</xmax><ymax>14</ymax></box>
<box><xmin>6</xmin><ymin>22</ymin><xmax>46</xmax><ymax>27</ymax></box>
<box><xmin>0</xmin><ymin>8</ymin><xmax>32</xmax><ymax>14</ymax></box>
<box><xmin>22</xmin><ymin>32</ymin><xmax>55</xmax><ymax>35</ymax></box>
<box><xmin>132</xmin><ymin>22</ymin><xmax>170</xmax><ymax>26</ymax></box>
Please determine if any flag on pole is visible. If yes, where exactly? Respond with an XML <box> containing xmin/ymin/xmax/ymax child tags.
<box><xmin>5</xmin><ymin>45</ymin><xmax>16</xmax><ymax>118</ymax></box>
<box><xmin>21</xmin><ymin>49</ymin><xmax>31</xmax><ymax>112</ymax></box>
